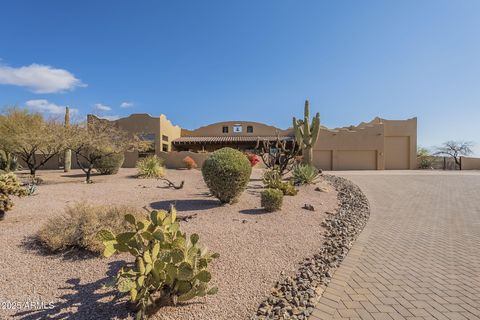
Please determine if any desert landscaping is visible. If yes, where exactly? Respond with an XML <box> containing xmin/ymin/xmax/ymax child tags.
<box><xmin>1</xmin><ymin>165</ymin><xmax>342</xmax><ymax>320</ymax></box>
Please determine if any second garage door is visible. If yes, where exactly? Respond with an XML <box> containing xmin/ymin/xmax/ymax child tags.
<box><xmin>337</xmin><ymin>150</ymin><xmax>377</xmax><ymax>170</ymax></box>
<box><xmin>385</xmin><ymin>137</ymin><xmax>409</xmax><ymax>169</ymax></box>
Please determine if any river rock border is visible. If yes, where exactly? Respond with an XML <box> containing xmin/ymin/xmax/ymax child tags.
<box><xmin>252</xmin><ymin>174</ymin><xmax>370</xmax><ymax>320</ymax></box>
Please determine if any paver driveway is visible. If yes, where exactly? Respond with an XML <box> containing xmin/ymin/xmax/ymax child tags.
<box><xmin>312</xmin><ymin>171</ymin><xmax>480</xmax><ymax>320</ymax></box>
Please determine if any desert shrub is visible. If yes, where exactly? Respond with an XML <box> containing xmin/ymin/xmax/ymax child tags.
<box><xmin>98</xmin><ymin>206</ymin><xmax>219</xmax><ymax>319</ymax></box>
<box><xmin>93</xmin><ymin>152</ymin><xmax>125</xmax><ymax>175</ymax></box>
<box><xmin>38</xmin><ymin>204</ymin><xmax>145</xmax><ymax>253</ymax></box>
<box><xmin>0</xmin><ymin>173</ymin><xmax>27</xmax><ymax>220</ymax></box>
<box><xmin>263</xmin><ymin>169</ymin><xmax>298</xmax><ymax>196</ymax></box>
<box><xmin>202</xmin><ymin>148</ymin><xmax>252</xmax><ymax>204</ymax></box>
<box><xmin>261</xmin><ymin>188</ymin><xmax>283</xmax><ymax>212</ymax></box>
<box><xmin>136</xmin><ymin>155</ymin><xmax>165</xmax><ymax>178</ymax></box>
<box><xmin>417</xmin><ymin>147</ymin><xmax>433</xmax><ymax>169</ymax></box>
<box><xmin>279</xmin><ymin>181</ymin><xmax>298</xmax><ymax>196</ymax></box>
<box><xmin>183</xmin><ymin>156</ymin><xmax>197</xmax><ymax>169</ymax></box>
<box><xmin>292</xmin><ymin>164</ymin><xmax>321</xmax><ymax>185</ymax></box>
<box><xmin>246</xmin><ymin>153</ymin><xmax>259</xmax><ymax>167</ymax></box>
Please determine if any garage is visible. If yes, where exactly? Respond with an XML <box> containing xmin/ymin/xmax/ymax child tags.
<box><xmin>337</xmin><ymin>150</ymin><xmax>377</xmax><ymax>170</ymax></box>
<box><xmin>385</xmin><ymin>136</ymin><xmax>410</xmax><ymax>169</ymax></box>
<box><xmin>313</xmin><ymin>150</ymin><xmax>332</xmax><ymax>170</ymax></box>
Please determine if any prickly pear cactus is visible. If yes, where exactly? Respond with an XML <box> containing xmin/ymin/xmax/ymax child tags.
<box><xmin>0</xmin><ymin>173</ymin><xmax>27</xmax><ymax>219</ymax></box>
<box><xmin>97</xmin><ymin>205</ymin><xmax>219</xmax><ymax>319</ymax></box>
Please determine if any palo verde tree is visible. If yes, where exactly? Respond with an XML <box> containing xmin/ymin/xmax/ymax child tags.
<box><xmin>293</xmin><ymin>100</ymin><xmax>320</xmax><ymax>166</ymax></box>
<box><xmin>0</xmin><ymin>108</ymin><xmax>66</xmax><ymax>176</ymax></box>
<box><xmin>435</xmin><ymin>140</ymin><xmax>474</xmax><ymax>169</ymax></box>
<box><xmin>68</xmin><ymin>118</ymin><xmax>144</xmax><ymax>183</ymax></box>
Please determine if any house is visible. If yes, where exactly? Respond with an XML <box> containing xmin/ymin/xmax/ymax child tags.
<box><xmin>173</xmin><ymin>121</ymin><xmax>293</xmax><ymax>153</ymax></box>
<box><xmin>88</xmin><ymin>114</ymin><xmax>417</xmax><ymax>170</ymax></box>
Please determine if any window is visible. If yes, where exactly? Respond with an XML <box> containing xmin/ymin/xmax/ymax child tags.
<box><xmin>247</xmin><ymin>126</ymin><xmax>253</xmax><ymax>133</ymax></box>
<box><xmin>138</xmin><ymin>133</ymin><xmax>155</xmax><ymax>156</ymax></box>
<box><xmin>233</xmin><ymin>124</ymin><xmax>242</xmax><ymax>133</ymax></box>
<box><xmin>162</xmin><ymin>135</ymin><xmax>169</xmax><ymax>142</ymax></box>
<box><xmin>222</xmin><ymin>126</ymin><xmax>229</xmax><ymax>133</ymax></box>
<box><xmin>162</xmin><ymin>144</ymin><xmax>169</xmax><ymax>152</ymax></box>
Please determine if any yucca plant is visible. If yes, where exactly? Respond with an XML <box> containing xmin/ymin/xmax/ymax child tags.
<box><xmin>98</xmin><ymin>206</ymin><xmax>218</xmax><ymax>319</ymax></box>
<box><xmin>136</xmin><ymin>155</ymin><xmax>165</xmax><ymax>178</ymax></box>
<box><xmin>292</xmin><ymin>164</ymin><xmax>321</xmax><ymax>185</ymax></box>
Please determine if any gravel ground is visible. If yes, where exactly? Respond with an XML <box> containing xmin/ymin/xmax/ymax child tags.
<box><xmin>0</xmin><ymin>168</ymin><xmax>337</xmax><ymax>320</ymax></box>
<box><xmin>253</xmin><ymin>174</ymin><xmax>370</xmax><ymax>320</ymax></box>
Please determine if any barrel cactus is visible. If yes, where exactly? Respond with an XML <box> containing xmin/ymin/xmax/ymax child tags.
<box><xmin>202</xmin><ymin>147</ymin><xmax>252</xmax><ymax>204</ymax></box>
<box><xmin>98</xmin><ymin>206</ymin><xmax>218</xmax><ymax>319</ymax></box>
<box><xmin>0</xmin><ymin>173</ymin><xmax>27</xmax><ymax>220</ymax></box>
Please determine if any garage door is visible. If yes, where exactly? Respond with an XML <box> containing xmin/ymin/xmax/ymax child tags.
<box><xmin>337</xmin><ymin>150</ymin><xmax>377</xmax><ymax>170</ymax></box>
<box><xmin>313</xmin><ymin>150</ymin><xmax>332</xmax><ymax>170</ymax></box>
<box><xmin>385</xmin><ymin>137</ymin><xmax>409</xmax><ymax>169</ymax></box>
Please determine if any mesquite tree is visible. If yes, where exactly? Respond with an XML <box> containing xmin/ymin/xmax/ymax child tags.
<box><xmin>68</xmin><ymin>119</ymin><xmax>144</xmax><ymax>183</ymax></box>
<box><xmin>293</xmin><ymin>100</ymin><xmax>320</xmax><ymax>166</ymax></box>
<box><xmin>0</xmin><ymin>108</ymin><xmax>66</xmax><ymax>176</ymax></box>
<box><xmin>435</xmin><ymin>141</ymin><xmax>474</xmax><ymax>169</ymax></box>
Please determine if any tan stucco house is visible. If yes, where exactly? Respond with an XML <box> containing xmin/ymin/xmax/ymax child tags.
<box><xmin>89</xmin><ymin>113</ymin><xmax>417</xmax><ymax>170</ymax></box>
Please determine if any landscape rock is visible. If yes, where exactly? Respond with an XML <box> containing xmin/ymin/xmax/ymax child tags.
<box><xmin>252</xmin><ymin>174</ymin><xmax>370</xmax><ymax>320</ymax></box>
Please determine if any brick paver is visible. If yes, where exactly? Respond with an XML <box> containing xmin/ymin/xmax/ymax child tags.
<box><xmin>312</xmin><ymin>171</ymin><xmax>480</xmax><ymax>320</ymax></box>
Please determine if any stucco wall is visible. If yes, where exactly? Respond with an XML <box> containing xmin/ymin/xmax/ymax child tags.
<box><xmin>461</xmin><ymin>156</ymin><xmax>480</xmax><ymax>170</ymax></box>
<box><xmin>313</xmin><ymin>123</ymin><xmax>384</xmax><ymax>170</ymax></box>
<box><xmin>312</xmin><ymin>117</ymin><xmax>417</xmax><ymax>170</ymax></box>
<box><xmin>159</xmin><ymin>114</ymin><xmax>182</xmax><ymax>152</ymax></box>
<box><xmin>18</xmin><ymin>154</ymin><xmax>60</xmax><ymax>171</ymax></box>
<box><xmin>183</xmin><ymin>121</ymin><xmax>289</xmax><ymax>137</ymax></box>
<box><xmin>383</xmin><ymin>118</ymin><xmax>417</xmax><ymax>170</ymax></box>
<box><xmin>88</xmin><ymin>114</ymin><xmax>181</xmax><ymax>154</ymax></box>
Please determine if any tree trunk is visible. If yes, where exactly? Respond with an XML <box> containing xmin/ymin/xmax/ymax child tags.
<box><xmin>30</xmin><ymin>167</ymin><xmax>36</xmax><ymax>177</ymax></box>
<box><xmin>0</xmin><ymin>210</ymin><xmax>5</xmax><ymax>221</ymax></box>
<box><xmin>303</xmin><ymin>146</ymin><xmax>313</xmax><ymax>166</ymax></box>
<box><xmin>454</xmin><ymin>156</ymin><xmax>460</xmax><ymax>170</ymax></box>
<box><xmin>86</xmin><ymin>168</ymin><xmax>92</xmax><ymax>183</ymax></box>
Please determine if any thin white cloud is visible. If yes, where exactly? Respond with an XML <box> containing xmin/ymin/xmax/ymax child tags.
<box><xmin>98</xmin><ymin>115</ymin><xmax>120</xmax><ymax>121</ymax></box>
<box><xmin>0</xmin><ymin>63</ymin><xmax>86</xmax><ymax>93</ymax></box>
<box><xmin>94</xmin><ymin>103</ymin><xmax>112</xmax><ymax>111</ymax></box>
<box><xmin>25</xmin><ymin>99</ymin><xmax>78</xmax><ymax>115</ymax></box>
<box><xmin>120</xmin><ymin>101</ymin><xmax>134</xmax><ymax>108</ymax></box>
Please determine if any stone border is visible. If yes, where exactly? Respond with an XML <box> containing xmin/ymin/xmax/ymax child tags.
<box><xmin>252</xmin><ymin>174</ymin><xmax>370</xmax><ymax>320</ymax></box>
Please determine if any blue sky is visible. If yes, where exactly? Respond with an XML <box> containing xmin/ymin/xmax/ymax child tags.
<box><xmin>1</xmin><ymin>1</ymin><xmax>479</xmax><ymax>154</ymax></box>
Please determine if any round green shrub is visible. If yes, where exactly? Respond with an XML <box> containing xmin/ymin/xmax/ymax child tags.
<box><xmin>261</xmin><ymin>188</ymin><xmax>283</xmax><ymax>212</ymax></box>
<box><xmin>202</xmin><ymin>147</ymin><xmax>252</xmax><ymax>204</ymax></box>
<box><xmin>94</xmin><ymin>152</ymin><xmax>125</xmax><ymax>175</ymax></box>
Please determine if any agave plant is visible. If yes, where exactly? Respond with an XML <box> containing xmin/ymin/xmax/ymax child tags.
<box><xmin>98</xmin><ymin>206</ymin><xmax>218</xmax><ymax>319</ymax></box>
<box><xmin>292</xmin><ymin>164</ymin><xmax>321</xmax><ymax>185</ymax></box>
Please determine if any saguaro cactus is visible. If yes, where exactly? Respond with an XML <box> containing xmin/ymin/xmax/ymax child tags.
<box><xmin>292</xmin><ymin>100</ymin><xmax>320</xmax><ymax>166</ymax></box>
<box><xmin>64</xmin><ymin>106</ymin><xmax>72</xmax><ymax>172</ymax></box>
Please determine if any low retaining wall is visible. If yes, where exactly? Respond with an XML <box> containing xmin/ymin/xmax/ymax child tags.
<box><xmin>157</xmin><ymin>151</ymin><xmax>209</xmax><ymax>169</ymax></box>
<box><xmin>461</xmin><ymin>156</ymin><xmax>480</xmax><ymax>170</ymax></box>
